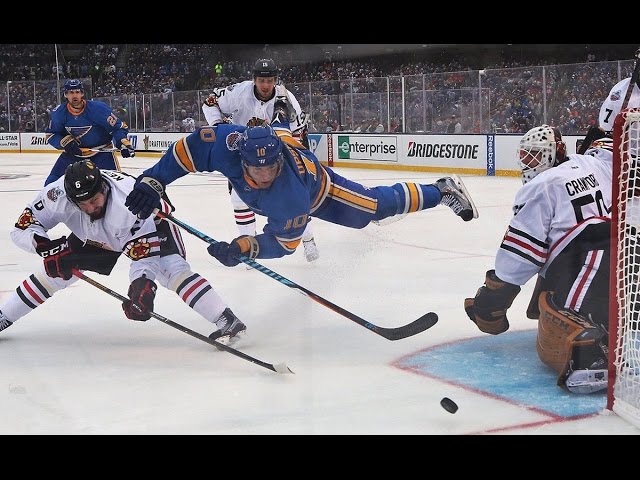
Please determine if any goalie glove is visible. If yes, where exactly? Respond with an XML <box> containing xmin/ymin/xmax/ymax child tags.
<box><xmin>207</xmin><ymin>236</ymin><xmax>259</xmax><ymax>267</ymax></box>
<box><xmin>464</xmin><ymin>270</ymin><xmax>521</xmax><ymax>335</ymax></box>
<box><xmin>125</xmin><ymin>176</ymin><xmax>164</xmax><ymax>219</ymax></box>
<box><xmin>60</xmin><ymin>134</ymin><xmax>82</xmax><ymax>157</ymax></box>
<box><xmin>119</xmin><ymin>138</ymin><xmax>135</xmax><ymax>158</ymax></box>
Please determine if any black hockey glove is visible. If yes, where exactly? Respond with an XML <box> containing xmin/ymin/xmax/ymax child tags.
<box><xmin>464</xmin><ymin>270</ymin><xmax>521</xmax><ymax>335</ymax></box>
<box><xmin>34</xmin><ymin>234</ymin><xmax>74</xmax><ymax>280</ymax></box>
<box><xmin>122</xmin><ymin>275</ymin><xmax>157</xmax><ymax>321</ymax></box>
<box><xmin>119</xmin><ymin>139</ymin><xmax>135</xmax><ymax>158</ymax></box>
<box><xmin>125</xmin><ymin>176</ymin><xmax>164</xmax><ymax>219</ymax></box>
<box><xmin>60</xmin><ymin>134</ymin><xmax>81</xmax><ymax>157</ymax></box>
<box><xmin>207</xmin><ymin>236</ymin><xmax>259</xmax><ymax>267</ymax></box>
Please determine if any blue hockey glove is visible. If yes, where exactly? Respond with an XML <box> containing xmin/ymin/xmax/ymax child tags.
<box><xmin>119</xmin><ymin>139</ymin><xmax>135</xmax><ymax>158</ymax></box>
<box><xmin>125</xmin><ymin>176</ymin><xmax>164</xmax><ymax>219</ymax></box>
<box><xmin>207</xmin><ymin>236</ymin><xmax>259</xmax><ymax>267</ymax></box>
<box><xmin>60</xmin><ymin>134</ymin><xmax>81</xmax><ymax>157</ymax></box>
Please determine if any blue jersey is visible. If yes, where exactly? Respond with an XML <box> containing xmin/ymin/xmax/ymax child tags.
<box><xmin>46</xmin><ymin>99</ymin><xmax>129</xmax><ymax>150</ymax></box>
<box><xmin>43</xmin><ymin>99</ymin><xmax>130</xmax><ymax>186</ymax></box>
<box><xmin>141</xmin><ymin>121</ymin><xmax>441</xmax><ymax>259</ymax></box>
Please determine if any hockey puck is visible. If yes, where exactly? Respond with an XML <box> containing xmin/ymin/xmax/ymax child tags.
<box><xmin>440</xmin><ymin>397</ymin><xmax>458</xmax><ymax>414</ymax></box>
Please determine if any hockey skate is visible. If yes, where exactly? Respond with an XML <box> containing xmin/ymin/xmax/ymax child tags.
<box><xmin>436</xmin><ymin>175</ymin><xmax>479</xmax><ymax>221</ymax></box>
<box><xmin>303</xmin><ymin>237</ymin><xmax>320</xmax><ymax>262</ymax></box>
<box><xmin>209</xmin><ymin>308</ymin><xmax>246</xmax><ymax>345</ymax></box>
<box><xmin>0</xmin><ymin>311</ymin><xmax>12</xmax><ymax>333</ymax></box>
<box><xmin>565</xmin><ymin>357</ymin><xmax>608</xmax><ymax>394</ymax></box>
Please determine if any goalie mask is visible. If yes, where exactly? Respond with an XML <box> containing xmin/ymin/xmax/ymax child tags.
<box><xmin>517</xmin><ymin>125</ymin><xmax>566</xmax><ymax>184</ymax></box>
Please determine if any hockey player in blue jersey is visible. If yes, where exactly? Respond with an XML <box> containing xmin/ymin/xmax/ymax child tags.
<box><xmin>44</xmin><ymin>79</ymin><xmax>135</xmax><ymax>186</ymax></box>
<box><xmin>125</xmin><ymin>97</ymin><xmax>478</xmax><ymax>265</ymax></box>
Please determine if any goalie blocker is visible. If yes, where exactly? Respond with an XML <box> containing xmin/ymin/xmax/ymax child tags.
<box><xmin>537</xmin><ymin>291</ymin><xmax>608</xmax><ymax>394</ymax></box>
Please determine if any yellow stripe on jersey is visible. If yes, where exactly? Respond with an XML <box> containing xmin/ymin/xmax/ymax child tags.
<box><xmin>275</xmin><ymin>234</ymin><xmax>302</xmax><ymax>254</ymax></box>
<box><xmin>327</xmin><ymin>183</ymin><xmax>378</xmax><ymax>214</ymax></box>
<box><xmin>173</xmin><ymin>138</ymin><xmax>196</xmax><ymax>172</ymax></box>
<box><xmin>399</xmin><ymin>183</ymin><xmax>423</xmax><ymax>213</ymax></box>
<box><xmin>310</xmin><ymin>166</ymin><xmax>331</xmax><ymax>213</ymax></box>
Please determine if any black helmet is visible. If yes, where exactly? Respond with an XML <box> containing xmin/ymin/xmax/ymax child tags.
<box><xmin>64</xmin><ymin>160</ymin><xmax>104</xmax><ymax>203</ymax></box>
<box><xmin>253</xmin><ymin>58</ymin><xmax>278</xmax><ymax>78</ymax></box>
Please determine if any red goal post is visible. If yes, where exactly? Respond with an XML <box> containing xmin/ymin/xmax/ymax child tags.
<box><xmin>609</xmin><ymin>107</ymin><xmax>640</xmax><ymax>428</ymax></box>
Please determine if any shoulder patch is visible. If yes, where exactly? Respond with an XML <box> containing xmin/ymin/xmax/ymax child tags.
<box><xmin>610</xmin><ymin>89</ymin><xmax>622</xmax><ymax>101</ymax></box>
<box><xmin>15</xmin><ymin>207</ymin><xmax>40</xmax><ymax>230</ymax></box>
<box><xmin>46</xmin><ymin>186</ymin><xmax>65</xmax><ymax>202</ymax></box>
<box><xmin>226</xmin><ymin>131</ymin><xmax>242</xmax><ymax>151</ymax></box>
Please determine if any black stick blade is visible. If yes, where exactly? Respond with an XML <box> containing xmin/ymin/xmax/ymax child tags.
<box><xmin>377</xmin><ymin>312</ymin><xmax>438</xmax><ymax>341</ymax></box>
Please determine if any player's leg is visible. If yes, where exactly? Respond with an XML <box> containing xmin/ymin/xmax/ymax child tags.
<box><xmin>230</xmin><ymin>183</ymin><xmax>256</xmax><ymax>237</ymax></box>
<box><xmin>44</xmin><ymin>153</ymin><xmax>75</xmax><ymax>186</ymax></box>
<box><xmin>301</xmin><ymin>219</ymin><xmax>319</xmax><ymax>262</ymax></box>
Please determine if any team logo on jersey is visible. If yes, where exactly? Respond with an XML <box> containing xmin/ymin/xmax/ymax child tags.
<box><xmin>226</xmin><ymin>131</ymin><xmax>242</xmax><ymax>151</ymax></box>
<box><xmin>46</xmin><ymin>186</ymin><xmax>64</xmax><ymax>202</ymax></box>
<box><xmin>65</xmin><ymin>126</ymin><xmax>92</xmax><ymax>139</ymax></box>
<box><xmin>15</xmin><ymin>208</ymin><xmax>40</xmax><ymax>230</ymax></box>
<box><xmin>610</xmin><ymin>89</ymin><xmax>622</xmax><ymax>101</ymax></box>
<box><xmin>125</xmin><ymin>238</ymin><xmax>151</xmax><ymax>260</ymax></box>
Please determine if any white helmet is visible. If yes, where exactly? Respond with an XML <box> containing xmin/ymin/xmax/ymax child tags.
<box><xmin>517</xmin><ymin>125</ymin><xmax>566</xmax><ymax>184</ymax></box>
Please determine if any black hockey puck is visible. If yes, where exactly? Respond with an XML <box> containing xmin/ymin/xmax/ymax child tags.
<box><xmin>440</xmin><ymin>397</ymin><xmax>458</xmax><ymax>414</ymax></box>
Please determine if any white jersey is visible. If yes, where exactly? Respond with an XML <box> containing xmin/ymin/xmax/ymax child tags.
<box><xmin>202</xmin><ymin>80</ymin><xmax>307</xmax><ymax>135</ymax></box>
<box><xmin>10</xmin><ymin>170</ymin><xmax>161</xmax><ymax>282</ymax></box>
<box><xmin>599</xmin><ymin>77</ymin><xmax>640</xmax><ymax>131</ymax></box>
<box><xmin>495</xmin><ymin>146</ymin><xmax>613</xmax><ymax>286</ymax></box>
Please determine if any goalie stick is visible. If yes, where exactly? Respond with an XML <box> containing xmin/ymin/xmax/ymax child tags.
<box><xmin>155</xmin><ymin>211</ymin><xmax>439</xmax><ymax>341</ymax></box>
<box><xmin>72</xmin><ymin>268</ymin><xmax>293</xmax><ymax>374</ymax></box>
<box><xmin>578</xmin><ymin>47</ymin><xmax>640</xmax><ymax>155</ymax></box>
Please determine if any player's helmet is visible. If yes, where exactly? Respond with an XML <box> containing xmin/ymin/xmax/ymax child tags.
<box><xmin>64</xmin><ymin>160</ymin><xmax>104</xmax><ymax>203</ymax></box>
<box><xmin>517</xmin><ymin>125</ymin><xmax>566</xmax><ymax>184</ymax></box>
<box><xmin>63</xmin><ymin>79</ymin><xmax>84</xmax><ymax>93</ymax></box>
<box><xmin>253</xmin><ymin>59</ymin><xmax>278</xmax><ymax>78</ymax></box>
<box><xmin>238</xmin><ymin>126</ymin><xmax>283</xmax><ymax>167</ymax></box>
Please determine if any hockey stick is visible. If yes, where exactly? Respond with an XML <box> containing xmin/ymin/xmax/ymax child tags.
<box><xmin>71</xmin><ymin>268</ymin><xmax>293</xmax><ymax>374</ymax></box>
<box><xmin>578</xmin><ymin>47</ymin><xmax>640</xmax><ymax>154</ymax></box>
<box><xmin>155</xmin><ymin>212</ymin><xmax>439</xmax><ymax>340</ymax></box>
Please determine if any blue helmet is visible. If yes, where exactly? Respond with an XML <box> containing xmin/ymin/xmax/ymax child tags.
<box><xmin>238</xmin><ymin>126</ymin><xmax>283</xmax><ymax>167</ymax></box>
<box><xmin>63</xmin><ymin>79</ymin><xmax>84</xmax><ymax>93</ymax></box>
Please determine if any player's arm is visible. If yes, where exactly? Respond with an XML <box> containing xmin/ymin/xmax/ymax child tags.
<box><xmin>207</xmin><ymin>215</ymin><xmax>309</xmax><ymax>266</ymax></box>
<box><xmin>125</xmin><ymin>125</ymin><xmax>241</xmax><ymax>218</ymax></box>
<box><xmin>10</xmin><ymin>193</ymin><xmax>61</xmax><ymax>254</ymax></box>
<box><xmin>202</xmin><ymin>87</ymin><xmax>231</xmax><ymax>125</ymax></box>
<box><xmin>44</xmin><ymin>108</ymin><xmax>82</xmax><ymax>155</ymax></box>
<box><xmin>92</xmin><ymin>101</ymin><xmax>135</xmax><ymax>157</ymax></box>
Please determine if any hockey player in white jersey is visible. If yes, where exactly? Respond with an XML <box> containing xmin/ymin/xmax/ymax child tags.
<box><xmin>599</xmin><ymin>76</ymin><xmax>640</xmax><ymax>132</ymax></box>
<box><xmin>0</xmin><ymin>160</ymin><xmax>246</xmax><ymax>344</ymax></box>
<box><xmin>465</xmin><ymin>125</ymin><xmax>612</xmax><ymax>394</ymax></box>
<box><xmin>202</xmin><ymin>58</ymin><xmax>320</xmax><ymax>262</ymax></box>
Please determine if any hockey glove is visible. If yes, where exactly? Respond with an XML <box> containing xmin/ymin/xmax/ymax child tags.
<box><xmin>60</xmin><ymin>134</ymin><xmax>82</xmax><ymax>157</ymax></box>
<box><xmin>207</xmin><ymin>236</ymin><xmax>259</xmax><ymax>267</ymax></box>
<box><xmin>119</xmin><ymin>139</ymin><xmax>135</xmax><ymax>158</ymax></box>
<box><xmin>122</xmin><ymin>275</ymin><xmax>157</xmax><ymax>321</ymax></box>
<box><xmin>34</xmin><ymin>234</ymin><xmax>74</xmax><ymax>280</ymax></box>
<box><xmin>464</xmin><ymin>269</ymin><xmax>521</xmax><ymax>335</ymax></box>
<box><xmin>125</xmin><ymin>176</ymin><xmax>164</xmax><ymax>219</ymax></box>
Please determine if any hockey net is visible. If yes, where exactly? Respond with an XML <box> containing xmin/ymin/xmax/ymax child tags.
<box><xmin>609</xmin><ymin>107</ymin><xmax>640</xmax><ymax>427</ymax></box>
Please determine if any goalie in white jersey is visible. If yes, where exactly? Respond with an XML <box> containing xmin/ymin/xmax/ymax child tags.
<box><xmin>202</xmin><ymin>58</ymin><xmax>320</xmax><ymax>262</ymax></box>
<box><xmin>465</xmin><ymin>125</ymin><xmax>612</xmax><ymax>394</ymax></box>
<box><xmin>0</xmin><ymin>160</ymin><xmax>246</xmax><ymax>344</ymax></box>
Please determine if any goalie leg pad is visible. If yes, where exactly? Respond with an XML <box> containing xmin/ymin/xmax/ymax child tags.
<box><xmin>536</xmin><ymin>291</ymin><xmax>607</xmax><ymax>386</ymax></box>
